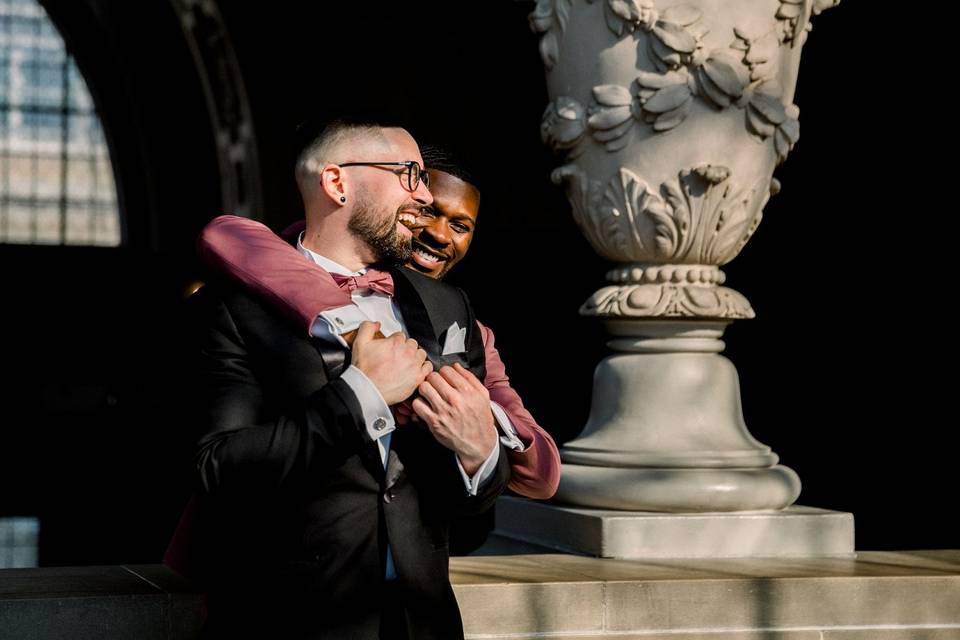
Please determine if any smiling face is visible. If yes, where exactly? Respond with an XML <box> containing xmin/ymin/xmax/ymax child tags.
<box><xmin>406</xmin><ymin>170</ymin><xmax>480</xmax><ymax>279</ymax></box>
<box><xmin>346</xmin><ymin>185</ymin><xmax>415</xmax><ymax>266</ymax></box>
<box><xmin>343</xmin><ymin>127</ymin><xmax>433</xmax><ymax>265</ymax></box>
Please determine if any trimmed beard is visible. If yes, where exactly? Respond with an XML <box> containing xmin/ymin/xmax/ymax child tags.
<box><xmin>347</xmin><ymin>189</ymin><xmax>413</xmax><ymax>266</ymax></box>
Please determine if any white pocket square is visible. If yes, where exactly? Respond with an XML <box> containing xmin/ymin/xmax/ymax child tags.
<box><xmin>441</xmin><ymin>321</ymin><xmax>467</xmax><ymax>355</ymax></box>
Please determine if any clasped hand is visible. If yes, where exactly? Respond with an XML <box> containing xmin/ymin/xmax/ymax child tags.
<box><xmin>411</xmin><ymin>364</ymin><xmax>497</xmax><ymax>476</ymax></box>
<box><xmin>351</xmin><ymin>321</ymin><xmax>431</xmax><ymax>405</ymax></box>
<box><xmin>352</xmin><ymin>323</ymin><xmax>497</xmax><ymax>474</ymax></box>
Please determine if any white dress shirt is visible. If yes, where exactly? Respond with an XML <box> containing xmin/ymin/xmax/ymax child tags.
<box><xmin>295</xmin><ymin>237</ymin><xmax>502</xmax><ymax>495</ymax></box>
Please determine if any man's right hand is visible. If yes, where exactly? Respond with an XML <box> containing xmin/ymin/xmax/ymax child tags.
<box><xmin>351</xmin><ymin>321</ymin><xmax>432</xmax><ymax>405</ymax></box>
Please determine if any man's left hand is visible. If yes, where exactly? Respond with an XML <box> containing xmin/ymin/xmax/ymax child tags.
<box><xmin>412</xmin><ymin>363</ymin><xmax>497</xmax><ymax>475</ymax></box>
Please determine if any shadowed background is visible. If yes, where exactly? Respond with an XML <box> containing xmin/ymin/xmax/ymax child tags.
<box><xmin>0</xmin><ymin>1</ymin><xmax>952</xmax><ymax>566</ymax></box>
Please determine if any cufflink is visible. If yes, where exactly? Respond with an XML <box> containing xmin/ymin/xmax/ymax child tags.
<box><xmin>373</xmin><ymin>417</ymin><xmax>388</xmax><ymax>431</ymax></box>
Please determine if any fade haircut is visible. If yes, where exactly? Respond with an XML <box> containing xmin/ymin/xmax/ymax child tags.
<box><xmin>294</xmin><ymin>119</ymin><xmax>388</xmax><ymax>192</ymax></box>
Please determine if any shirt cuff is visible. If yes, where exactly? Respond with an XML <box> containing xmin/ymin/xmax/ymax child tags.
<box><xmin>491</xmin><ymin>401</ymin><xmax>526</xmax><ymax>452</ymax></box>
<box><xmin>456</xmin><ymin>440</ymin><xmax>500</xmax><ymax>497</ymax></box>
<box><xmin>316</xmin><ymin>305</ymin><xmax>368</xmax><ymax>339</ymax></box>
<box><xmin>340</xmin><ymin>365</ymin><xmax>395</xmax><ymax>443</ymax></box>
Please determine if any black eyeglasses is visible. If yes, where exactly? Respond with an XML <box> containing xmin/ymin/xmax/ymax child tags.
<box><xmin>339</xmin><ymin>161</ymin><xmax>429</xmax><ymax>192</ymax></box>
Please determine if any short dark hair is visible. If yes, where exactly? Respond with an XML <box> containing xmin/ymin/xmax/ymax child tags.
<box><xmin>420</xmin><ymin>145</ymin><xmax>482</xmax><ymax>194</ymax></box>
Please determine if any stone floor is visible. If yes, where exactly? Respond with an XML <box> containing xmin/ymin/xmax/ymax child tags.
<box><xmin>1</xmin><ymin>551</ymin><xmax>957</xmax><ymax>639</ymax></box>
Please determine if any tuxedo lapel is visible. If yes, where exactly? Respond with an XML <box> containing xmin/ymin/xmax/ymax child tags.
<box><xmin>388</xmin><ymin>266</ymin><xmax>443</xmax><ymax>363</ymax></box>
<box><xmin>389</xmin><ymin>266</ymin><xmax>486</xmax><ymax>382</ymax></box>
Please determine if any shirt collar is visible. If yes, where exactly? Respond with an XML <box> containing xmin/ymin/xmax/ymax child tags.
<box><xmin>296</xmin><ymin>231</ymin><xmax>365</xmax><ymax>276</ymax></box>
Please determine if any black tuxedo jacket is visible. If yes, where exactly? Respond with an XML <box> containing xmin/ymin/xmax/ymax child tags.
<box><xmin>187</xmin><ymin>266</ymin><xmax>510</xmax><ymax>639</ymax></box>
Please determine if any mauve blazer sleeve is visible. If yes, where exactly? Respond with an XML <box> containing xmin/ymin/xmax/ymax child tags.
<box><xmin>478</xmin><ymin>321</ymin><xmax>561</xmax><ymax>499</ymax></box>
<box><xmin>197</xmin><ymin>215</ymin><xmax>345</xmax><ymax>336</ymax></box>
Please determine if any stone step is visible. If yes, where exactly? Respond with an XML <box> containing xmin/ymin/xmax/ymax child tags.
<box><xmin>3</xmin><ymin>553</ymin><xmax>957</xmax><ymax>639</ymax></box>
<box><xmin>451</xmin><ymin>550</ymin><xmax>960</xmax><ymax>640</ymax></box>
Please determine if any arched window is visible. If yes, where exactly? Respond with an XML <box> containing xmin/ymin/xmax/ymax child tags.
<box><xmin>0</xmin><ymin>0</ymin><xmax>119</xmax><ymax>246</ymax></box>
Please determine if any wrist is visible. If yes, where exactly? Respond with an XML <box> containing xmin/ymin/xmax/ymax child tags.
<box><xmin>458</xmin><ymin>452</ymin><xmax>485</xmax><ymax>476</ymax></box>
<box><xmin>458</xmin><ymin>431</ymin><xmax>497</xmax><ymax>475</ymax></box>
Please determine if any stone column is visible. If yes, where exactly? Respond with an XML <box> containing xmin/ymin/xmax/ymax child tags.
<box><xmin>494</xmin><ymin>0</ymin><xmax>852</xmax><ymax>557</ymax></box>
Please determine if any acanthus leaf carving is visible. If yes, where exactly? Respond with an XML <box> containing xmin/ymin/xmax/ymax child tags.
<box><xmin>552</xmin><ymin>164</ymin><xmax>621</xmax><ymax>260</ymax></box>
<box><xmin>558</xmin><ymin>165</ymin><xmax>771</xmax><ymax>266</ymax></box>
<box><xmin>604</xmin><ymin>169</ymin><xmax>670</xmax><ymax>259</ymax></box>
<box><xmin>692</xmin><ymin>167</ymin><xmax>770</xmax><ymax>264</ymax></box>
<box><xmin>645</xmin><ymin>192</ymin><xmax>680</xmax><ymax>259</ymax></box>
<box><xmin>659</xmin><ymin>176</ymin><xmax>694</xmax><ymax>258</ymax></box>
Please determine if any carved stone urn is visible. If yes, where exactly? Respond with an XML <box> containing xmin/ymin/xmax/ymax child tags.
<box><xmin>532</xmin><ymin>0</ymin><xmax>838</xmax><ymax>512</ymax></box>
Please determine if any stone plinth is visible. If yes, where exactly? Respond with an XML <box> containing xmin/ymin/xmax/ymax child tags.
<box><xmin>491</xmin><ymin>496</ymin><xmax>854</xmax><ymax>559</ymax></box>
<box><xmin>451</xmin><ymin>550</ymin><xmax>960</xmax><ymax>639</ymax></box>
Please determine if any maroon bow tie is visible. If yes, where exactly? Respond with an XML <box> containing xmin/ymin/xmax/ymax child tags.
<box><xmin>331</xmin><ymin>269</ymin><xmax>395</xmax><ymax>296</ymax></box>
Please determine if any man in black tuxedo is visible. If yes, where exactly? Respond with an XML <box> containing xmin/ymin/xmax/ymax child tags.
<box><xmin>188</xmin><ymin>121</ymin><xmax>511</xmax><ymax>639</ymax></box>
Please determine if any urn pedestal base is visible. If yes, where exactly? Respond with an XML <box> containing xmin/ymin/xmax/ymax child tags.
<box><xmin>489</xmin><ymin>496</ymin><xmax>854</xmax><ymax>559</ymax></box>
<box><xmin>555</xmin><ymin>463</ymin><xmax>802</xmax><ymax>512</ymax></box>
<box><xmin>561</xmin><ymin>320</ymin><xmax>801</xmax><ymax>512</ymax></box>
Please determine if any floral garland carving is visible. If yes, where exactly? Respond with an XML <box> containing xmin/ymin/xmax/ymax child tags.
<box><xmin>541</xmin><ymin>97</ymin><xmax>587</xmax><ymax>157</ymax></box>
<box><xmin>777</xmin><ymin>0</ymin><xmax>840</xmax><ymax>48</ymax></box>
<box><xmin>532</xmin><ymin>0</ymin><xmax>838</xmax><ymax>164</ymax></box>
<box><xmin>528</xmin><ymin>0</ymin><xmax>574</xmax><ymax>71</ymax></box>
